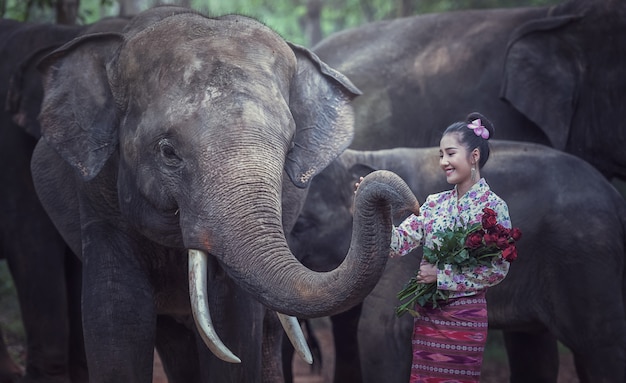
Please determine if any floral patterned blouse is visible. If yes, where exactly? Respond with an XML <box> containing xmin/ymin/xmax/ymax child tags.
<box><xmin>390</xmin><ymin>178</ymin><xmax>511</xmax><ymax>299</ymax></box>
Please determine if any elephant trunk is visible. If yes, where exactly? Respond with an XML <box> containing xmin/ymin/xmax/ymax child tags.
<box><xmin>194</xmin><ymin>169</ymin><xmax>417</xmax><ymax>316</ymax></box>
<box><xmin>183</xmin><ymin>167</ymin><xmax>418</xmax><ymax>362</ymax></box>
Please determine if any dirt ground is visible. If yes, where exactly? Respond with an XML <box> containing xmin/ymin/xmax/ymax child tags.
<box><xmin>151</xmin><ymin>317</ymin><xmax>579</xmax><ymax>383</ymax></box>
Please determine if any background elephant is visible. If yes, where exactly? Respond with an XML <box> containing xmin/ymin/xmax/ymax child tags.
<box><xmin>0</xmin><ymin>17</ymin><xmax>126</xmax><ymax>383</ymax></box>
<box><xmin>30</xmin><ymin>6</ymin><xmax>419</xmax><ymax>383</ymax></box>
<box><xmin>289</xmin><ymin>141</ymin><xmax>626</xmax><ymax>383</ymax></box>
<box><xmin>311</xmin><ymin>0</ymin><xmax>626</xmax><ymax>184</ymax></box>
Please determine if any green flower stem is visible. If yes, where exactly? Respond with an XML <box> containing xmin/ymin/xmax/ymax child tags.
<box><xmin>396</xmin><ymin>280</ymin><xmax>450</xmax><ymax>317</ymax></box>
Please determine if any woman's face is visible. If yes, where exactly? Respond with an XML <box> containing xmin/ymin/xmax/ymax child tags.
<box><xmin>439</xmin><ymin>133</ymin><xmax>475</xmax><ymax>189</ymax></box>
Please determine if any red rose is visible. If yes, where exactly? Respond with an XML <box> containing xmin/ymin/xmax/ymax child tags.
<box><xmin>482</xmin><ymin>212</ymin><xmax>498</xmax><ymax>230</ymax></box>
<box><xmin>502</xmin><ymin>246</ymin><xmax>518</xmax><ymax>262</ymax></box>
<box><xmin>484</xmin><ymin>232</ymin><xmax>498</xmax><ymax>246</ymax></box>
<box><xmin>490</xmin><ymin>224</ymin><xmax>508</xmax><ymax>236</ymax></box>
<box><xmin>511</xmin><ymin>227</ymin><xmax>522</xmax><ymax>241</ymax></box>
<box><xmin>496</xmin><ymin>236</ymin><xmax>510</xmax><ymax>249</ymax></box>
<box><xmin>483</xmin><ymin>207</ymin><xmax>496</xmax><ymax>217</ymax></box>
<box><xmin>465</xmin><ymin>231</ymin><xmax>484</xmax><ymax>249</ymax></box>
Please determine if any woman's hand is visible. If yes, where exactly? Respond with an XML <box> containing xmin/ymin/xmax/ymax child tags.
<box><xmin>354</xmin><ymin>176</ymin><xmax>364</xmax><ymax>194</ymax></box>
<box><xmin>416</xmin><ymin>262</ymin><xmax>437</xmax><ymax>284</ymax></box>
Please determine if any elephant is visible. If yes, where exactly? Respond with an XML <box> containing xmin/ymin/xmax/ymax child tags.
<box><xmin>311</xmin><ymin>0</ymin><xmax>626</xmax><ymax>183</ymax></box>
<box><xmin>0</xmin><ymin>17</ymin><xmax>126</xmax><ymax>383</ymax></box>
<box><xmin>288</xmin><ymin>141</ymin><xmax>626</xmax><ymax>383</ymax></box>
<box><xmin>29</xmin><ymin>6</ymin><xmax>420</xmax><ymax>383</ymax></box>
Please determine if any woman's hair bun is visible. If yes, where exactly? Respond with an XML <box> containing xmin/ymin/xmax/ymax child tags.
<box><xmin>467</xmin><ymin>112</ymin><xmax>494</xmax><ymax>139</ymax></box>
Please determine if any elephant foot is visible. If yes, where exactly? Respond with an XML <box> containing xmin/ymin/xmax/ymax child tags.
<box><xmin>504</xmin><ymin>330</ymin><xmax>559</xmax><ymax>383</ymax></box>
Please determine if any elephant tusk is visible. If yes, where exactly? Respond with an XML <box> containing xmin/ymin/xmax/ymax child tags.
<box><xmin>188</xmin><ymin>249</ymin><xmax>241</xmax><ymax>363</ymax></box>
<box><xmin>277</xmin><ymin>313</ymin><xmax>313</xmax><ymax>365</ymax></box>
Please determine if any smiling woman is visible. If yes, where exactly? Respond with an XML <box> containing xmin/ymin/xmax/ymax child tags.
<box><xmin>386</xmin><ymin>112</ymin><xmax>511</xmax><ymax>383</ymax></box>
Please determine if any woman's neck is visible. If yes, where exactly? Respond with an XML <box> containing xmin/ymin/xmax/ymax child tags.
<box><xmin>456</xmin><ymin>178</ymin><xmax>480</xmax><ymax>199</ymax></box>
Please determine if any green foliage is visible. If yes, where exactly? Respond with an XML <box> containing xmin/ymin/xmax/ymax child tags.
<box><xmin>2</xmin><ymin>0</ymin><xmax>563</xmax><ymax>43</ymax></box>
<box><xmin>0</xmin><ymin>262</ymin><xmax>24</xmax><ymax>339</ymax></box>
<box><xmin>0</xmin><ymin>262</ymin><xmax>14</xmax><ymax>299</ymax></box>
<box><xmin>1</xmin><ymin>0</ymin><xmax>116</xmax><ymax>23</ymax></box>
<box><xmin>191</xmin><ymin>0</ymin><xmax>308</xmax><ymax>44</ymax></box>
<box><xmin>1</xmin><ymin>0</ymin><xmax>23</xmax><ymax>20</ymax></box>
<box><xmin>415</xmin><ymin>0</ymin><xmax>560</xmax><ymax>13</ymax></box>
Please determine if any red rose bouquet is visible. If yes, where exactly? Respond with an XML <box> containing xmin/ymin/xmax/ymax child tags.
<box><xmin>395</xmin><ymin>207</ymin><xmax>521</xmax><ymax>317</ymax></box>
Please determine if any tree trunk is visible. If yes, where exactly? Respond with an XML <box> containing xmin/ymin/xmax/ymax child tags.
<box><xmin>118</xmin><ymin>0</ymin><xmax>146</xmax><ymax>17</ymax></box>
<box><xmin>303</xmin><ymin>0</ymin><xmax>323</xmax><ymax>47</ymax></box>
<box><xmin>360</xmin><ymin>0</ymin><xmax>376</xmax><ymax>22</ymax></box>
<box><xmin>397</xmin><ymin>0</ymin><xmax>414</xmax><ymax>18</ymax></box>
<box><xmin>56</xmin><ymin>0</ymin><xmax>80</xmax><ymax>24</ymax></box>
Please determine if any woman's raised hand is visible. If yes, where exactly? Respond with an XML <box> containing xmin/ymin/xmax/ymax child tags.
<box><xmin>354</xmin><ymin>176</ymin><xmax>364</xmax><ymax>194</ymax></box>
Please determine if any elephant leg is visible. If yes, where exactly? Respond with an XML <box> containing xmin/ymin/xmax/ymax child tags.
<box><xmin>570</xmin><ymin>337</ymin><xmax>626</xmax><ymax>383</ymax></box>
<box><xmin>331</xmin><ymin>304</ymin><xmax>363</xmax><ymax>383</ymax></box>
<box><xmin>302</xmin><ymin>320</ymin><xmax>322</xmax><ymax>375</ymax></box>
<box><xmin>359</xmin><ymin>256</ymin><xmax>416</xmax><ymax>383</ymax></box>
<box><xmin>263</xmin><ymin>311</ymin><xmax>285</xmax><ymax>383</ymax></box>
<box><xmin>6</xmin><ymin>230</ymin><xmax>72</xmax><ymax>383</ymax></box>
<box><xmin>198</xmin><ymin>271</ymin><xmax>265</xmax><ymax>382</ymax></box>
<box><xmin>81</xmin><ymin>232</ymin><xmax>156</xmax><ymax>383</ymax></box>
<box><xmin>0</xmin><ymin>328</ymin><xmax>22</xmax><ymax>383</ymax></box>
<box><xmin>281</xmin><ymin>318</ymin><xmax>323</xmax><ymax>383</ymax></box>
<box><xmin>154</xmin><ymin>315</ymin><xmax>200</xmax><ymax>383</ymax></box>
<box><xmin>280</xmin><ymin>320</ymin><xmax>295</xmax><ymax>383</ymax></box>
<box><xmin>64</xmin><ymin>251</ymin><xmax>87</xmax><ymax>383</ymax></box>
<box><xmin>503</xmin><ymin>330</ymin><xmax>558</xmax><ymax>383</ymax></box>
<box><xmin>545</xmin><ymin>294</ymin><xmax>626</xmax><ymax>382</ymax></box>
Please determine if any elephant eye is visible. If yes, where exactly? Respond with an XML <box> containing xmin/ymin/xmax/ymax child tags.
<box><xmin>158</xmin><ymin>138</ymin><xmax>182</xmax><ymax>166</ymax></box>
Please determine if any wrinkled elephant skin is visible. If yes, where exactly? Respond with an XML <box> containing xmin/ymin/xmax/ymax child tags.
<box><xmin>290</xmin><ymin>141</ymin><xmax>626</xmax><ymax>383</ymax></box>
<box><xmin>312</xmin><ymin>0</ymin><xmax>626</xmax><ymax>181</ymax></box>
<box><xmin>30</xmin><ymin>6</ymin><xmax>420</xmax><ymax>383</ymax></box>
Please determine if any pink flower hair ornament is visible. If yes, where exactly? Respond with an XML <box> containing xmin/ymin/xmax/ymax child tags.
<box><xmin>467</xmin><ymin>119</ymin><xmax>489</xmax><ymax>139</ymax></box>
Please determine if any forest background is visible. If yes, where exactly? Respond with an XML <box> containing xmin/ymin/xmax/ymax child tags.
<box><xmin>2</xmin><ymin>0</ymin><xmax>561</xmax><ymax>46</ymax></box>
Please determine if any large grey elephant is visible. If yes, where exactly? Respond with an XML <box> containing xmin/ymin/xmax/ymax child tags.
<box><xmin>0</xmin><ymin>17</ymin><xmax>127</xmax><ymax>383</ymax></box>
<box><xmin>29</xmin><ymin>6</ymin><xmax>419</xmax><ymax>383</ymax></box>
<box><xmin>289</xmin><ymin>141</ymin><xmax>626</xmax><ymax>383</ymax></box>
<box><xmin>312</xmin><ymin>0</ymin><xmax>626</xmax><ymax>182</ymax></box>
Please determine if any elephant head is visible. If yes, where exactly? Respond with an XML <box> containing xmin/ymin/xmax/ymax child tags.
<box><xmin>33</xmin><ymin>6</ymin><xmax>419</xmax><ymax>375</ymax></box>
<box><xmin>501</xmin><ymin>0</ymin><xmax>626</xmax><ymax>179</ymax></box>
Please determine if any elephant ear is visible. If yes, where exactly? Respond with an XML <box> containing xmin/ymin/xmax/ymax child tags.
<box><xmin>500</xmin><ymin>15</ymin><xmax>582</xmax><ymax>150</ymax></box>
<box><xmin>37</xmin><ymin>32</ymin><xmax>123</xmax><ymax>181</ymax></box>
<box><xmin>285</xmin><ymin>42</ymin><xmax>361</xmax><ymax>188</ymax></box>
<box><xmin>6</xmin><ymin>45</ymin><xmax>62</xmax><ymax>139</ymax></box>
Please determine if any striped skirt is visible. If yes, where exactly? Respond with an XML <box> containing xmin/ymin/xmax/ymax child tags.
<box><xmin>410</xmin><ymin>292</ymin><xmax>488</xmax><ymax>383</ymax></box>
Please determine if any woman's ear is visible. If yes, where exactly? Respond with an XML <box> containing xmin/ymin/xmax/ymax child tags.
<box><xmin>472</xmin><ymin>148</ymin><xmax>480</xmax><ymax>165</ymax></box>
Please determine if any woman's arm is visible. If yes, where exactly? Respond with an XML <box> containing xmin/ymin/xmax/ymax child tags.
<box><xmin>436</xmin><ymin>257</ymin><xmax>510</xmax><ymax>292</ymax></box>
<box><xmin>389</xmin><ymin>213</ymin><xmax>425</xmax><ymax>258</ymax></box>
